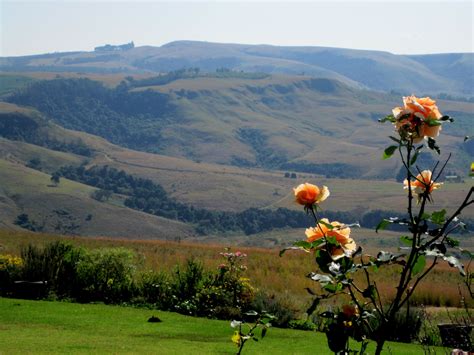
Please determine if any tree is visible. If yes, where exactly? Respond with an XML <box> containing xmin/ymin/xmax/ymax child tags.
<box><xmin>91</xmin><ymin>189</ymin><xmax>112</xmax><ymax>202</ymax></box>
<box><xmin>50</xmin><ymin>172</ymin><xmax>61</xmax><ymax>186</ymax></box>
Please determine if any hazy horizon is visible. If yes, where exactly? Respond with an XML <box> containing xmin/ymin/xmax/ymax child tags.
<box><xmin>1</xmin><ymin>1</ymin><xmax>473</xmax><ymax>57</ymax></box>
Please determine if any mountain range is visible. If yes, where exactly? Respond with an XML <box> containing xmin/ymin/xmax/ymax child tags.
<box><xmin>1</xmin><ymin>41</ymin><xmax>473</xmax><ymax>97</ymax></box>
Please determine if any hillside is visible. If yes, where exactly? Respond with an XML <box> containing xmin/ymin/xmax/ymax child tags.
<box><xmin>0</xmin><ymin>60</ymin><xmax>472</xmax><ymax>240</ymax></box>
<box><xmin>0</xmin><ymin>99</ymin><xmax>471</xmax><ymax>238</ymax></box>
<box><xmin>4</xmin><ymin>74</ymin><xmax>473</xmax><ymax>178</ymax></box>
<box><xmin>0</xmin><ymin>158</ymin><xmax>194</xmax><ymax>238</ymax></box>
<box><xmin>1</xmin><ymin>41</ymin><xmax>473</xmax><ymax>97</ymax></box>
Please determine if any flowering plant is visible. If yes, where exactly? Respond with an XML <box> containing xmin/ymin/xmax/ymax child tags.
<box><xmin>282</xmin><ymin>96</ymin><xmax>473</xmax><ymax>354</ymax></box>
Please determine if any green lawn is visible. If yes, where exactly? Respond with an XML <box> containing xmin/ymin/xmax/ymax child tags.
<box><xmin>0</xmin><ymin>298</ymin><xmax>447</xmax><ymax>354</ymax></box>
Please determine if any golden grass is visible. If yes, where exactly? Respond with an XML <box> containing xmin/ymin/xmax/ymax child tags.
<box><xmin>1</xmin><ymin>229</ymin><xmax>471</xmax><ymax>312</ymax></box>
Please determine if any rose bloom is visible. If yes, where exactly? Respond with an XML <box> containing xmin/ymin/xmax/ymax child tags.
<box><xmin>294</xmin><ymin>183</ymin><xmax>330</xmax><ymax>207</ymax></box>
<box><xmin>392</xmin><ymin>96</ymin><xmax>443</xmax><ymax>143</ymax></box>
<box><xmin>305</xmin><ymin>218</ymin><xmax>357</xmax><ymax>260</ymax></box>
<box><xmin>404</xmin><ymin>170</ymin><xmax>442</xmax><ymax>198</ymax></box>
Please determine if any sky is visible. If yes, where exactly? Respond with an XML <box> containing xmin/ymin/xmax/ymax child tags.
<box><xmin>1</xmin><ymin>1</ymin><xmax>473</xmax><ymax>57</ymax></box>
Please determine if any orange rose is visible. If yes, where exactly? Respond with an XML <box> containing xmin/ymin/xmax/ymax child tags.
<box><xmin>404</xmin><ymin>170</ymin><xmax>442</xmax><ymax>201</ymax></box>
<box><xmin>294</xmin><ymin>183</ymin><xmax>330</xmax><ymax>207</ymax></box>
<box><xmin>305</xmin><ymin>218</ymin><xmax>356</xmax><ymax>259</ymax></box>
<box><xmin>392</xmin><ymin>95</ymin><xmax>442</xmax><ymax>143</ymax></box>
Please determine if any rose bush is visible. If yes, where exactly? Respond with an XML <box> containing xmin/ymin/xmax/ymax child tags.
<box><xmin>281</xmin><ymin>97</ymin><xmax>473</xmax><ymax>354</ymax></box>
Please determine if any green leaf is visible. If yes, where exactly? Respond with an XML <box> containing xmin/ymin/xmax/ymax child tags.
<box><xmin>382</xmin><ymin>145</ymin><xmax>398</xmax><ymax>160</ymax></box>
<box><xmin>388</xmin><ymin>136</ymin><xmax>401</xmax><ymax>144</ymax></box>
<box><xmin>323</xmin><ymin>282</ymin><xmax>343</xmax><ymax>293</ymax></box>
<box><xmin>319</xmin><ymin>220</ymin><xmax>334</xmax><ymax>230</ymax></box>
<box><xmin>412</xmin><ymin>255</ymin><xmax>426</xmax><ymax>276</ymax></box>
<box><xmin>410</xmin><ymin>151</ymin><xmax>419</xmax><ymax>166</ymax></box>
<box><xmin>376</xmin><ymin>219</ymin><xmax>390</xmax><ymax>233</ymax></box>
<box><xmin>326</xmin><ymin>236</ymin><xmax>338</xmax><ymax>247</ymax></box>
<box><xmin>379</xmin><ymin>114</ymin><xmax>396</xmax><ymax>123</ymax></box>
<box><xmin>421</xmin><ymin>212</ymin><xmax>431</xmax><ymax>220</ymax></box>
<box><xmin>425</xmin><ymin>119</ymin><xmax>442</xmax><ymax>127</ymax></box>
<box><xmin>431</xmin><ymin>209</ymin><xmax>446</xmax><ymax>225</ymax></box>
<box><xmin>400</xmin><ymin>236</ymin><xmax>413</xmax><ymax>246</ymax></box>
<box><xmin>294</xmin><ymin>240</ymin><xmax>312</xmax><ymax>249</ymax></box>
<box><xmin>279</xmin><ymin>246</ymin><xmax>302</xmax><ymax>257</ymax></box>
<box><xmin>315</xmin><ymin>249</ymin><xmax>333</xmax><ymax>273</ymax></box>
<box><xmin>446</xmin><ymin>237</ymin><xmax>460</xmax><ymax>248</ymax></box>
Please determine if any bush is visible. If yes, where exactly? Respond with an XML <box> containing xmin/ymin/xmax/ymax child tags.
<box><xmin>0</xmin><ymin>254</ymin><xmax>24</xmax><ymax>295</ymax></box>
<box><xmin>367</xmin><ymin>307</ymin><xmax>424</xmax><ymax>343</ymax></box>
<box><xmin>19</xmin><ymin>241</ymin><xmax>87</xmax><ymax>299</ymax></box>
<box><xmin>251</xmin><ymin>291</ymin><xmax>299</xmax><ymax>328</ymax></box>
<box><xmin>135</xmin><ymin>270</ymin><xmax>173</xmax><ymax>309</ymax></box>
<box><xmin>288</xmin><ymin>319</ymin><xmax>317</xmax><ymax>331</ymax></box>
<box><xmin>75</xmin><ymin>247</ymin><xmax>136</xmax><ymax>303</ymax></box>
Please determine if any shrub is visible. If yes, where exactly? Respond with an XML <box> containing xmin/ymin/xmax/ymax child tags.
<box><xmin>0</xmin><ymin>254</ymin><xmax>24</xmax><ymax>295</ymax></box>
<box><xmin>288</xmin><ymin>319</ymin><xmax>317</xmax><ymax>331</ymax></box>
<box><xmin>251</xmin><ymin>291</ymin><xmax>298</xmax><ymax>328</ymax></box>
<box><xmin>75</xmin><ymin>247</ymin><xmax>136</xmax><ymax>303</ymax></box>
<box><xmin>135</xmin><ymin>270</ymin><xmax>173</xmax><ymax>309</ymax></box>
<box><xmin>367</xmin><ymin>307</ymin><xmax>425</xmax><ymax>343</ymax></box>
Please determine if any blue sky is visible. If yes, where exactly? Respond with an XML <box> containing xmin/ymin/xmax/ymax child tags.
<box><xmin>1</xmin><ymin>1</ymin><xmax>473</xmax><ymax>56</ymax></box>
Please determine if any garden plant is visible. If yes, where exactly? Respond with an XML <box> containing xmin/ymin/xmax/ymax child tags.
<box><xmin>282</xmin><ymin>96</ymin><xmax>473</xmax><ymax>354</ymax></box>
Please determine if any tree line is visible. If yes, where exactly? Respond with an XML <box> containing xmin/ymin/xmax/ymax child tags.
<box><xmin>56</xmin><ymin>164</ymin><xmax>423</xmax><ymax>236</ymax></box>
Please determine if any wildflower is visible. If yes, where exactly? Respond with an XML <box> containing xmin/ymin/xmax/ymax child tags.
<box><xmin>294</xmin><ymin>183</ymin><xmax>330</xmax><ymax>207</ymax></box>
<box><xmin>392</xmin><ymin>95</ymin><xmax>443</xmax><ymax>143</ymax></box>
<box><xmin>235</xmin><ymin>251</ymin><xmax>247</xmax><ymax>258</ymax></box>
<box><xmin>305</xmin><ymin>219</ymin><xmax>357</xmax><ymax>260</ymax></box>
<box><xmin>404</xmin><ymin>170</ymin><xmax>442</xmax><ymax>202</ymax></box>
<box><xmin>218</xmin><ymin>263</ymin><xmax>227</xmax><ymax>270</ymax></box>
<box><xmin>231</xmin><ymin>331</ymin><xmax>241</xmax><ymax>346</ymax></box>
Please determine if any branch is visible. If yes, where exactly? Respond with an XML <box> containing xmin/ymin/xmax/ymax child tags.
<box><xmin>399</xmin><ymin>257</ymin><xmax>438</xmax><ymax>310</ymax></box>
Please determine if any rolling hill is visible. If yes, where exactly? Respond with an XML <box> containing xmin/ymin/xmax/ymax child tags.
<box><xmin>1</xmin><ymin>40</ymin><xmax>473</xmax><ymax>97</ymax></box>
<box><xmin>0</xmin><ymin>96</ymin><xmax>471</xmax><ymax>239</ymax></box>
<box><xmin>4</xmin><ymin>74</ymin><xmax>472</xmax><ymax>178</ymax></box>
<box><xmin>0</xmin><ymin>41</ymin><xmax>472</xmax><ymax>240</ymax></box>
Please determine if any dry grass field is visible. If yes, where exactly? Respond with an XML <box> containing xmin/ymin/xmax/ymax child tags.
<box><xmin>1</xmin><ymin>229</ymin><xmax>471</xmax><ymax>311</ymax></box>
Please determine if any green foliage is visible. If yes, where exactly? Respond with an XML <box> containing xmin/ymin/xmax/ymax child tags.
<box><xmin>14</xmin><ymin>213</ymin><xmax>42</xmax><ymax>232</ymax></box>
<box><xmin>250</xmin><ymin>291</ymin><xmax>298</xmax><ymax>328</ymax></box>
<box><xmin>0</xmin><ymin>254</ymin><xmax>24</xmax><ymax>295</ymax></box>
<box><xmin>369</xmin><ymin>308</ymin><xmax>425</xmax><ymax>344</ymax></box>
<box><xmin>288</xmin><ymin>319</ymin><xmax>317</xmax><ymax>331</ymax></box>
<box><xmin>8</xmin><ymin>78</ymin><xmax>173</xmax><ymax>153</ymax></box>
<box><xmin>230</xmin><ymin>310</ymin><xmax>275</xmax><ymax>355</ymax></box>
<box><xmin>75</xmin><ymin>247</ymin><xmax>136</xmax><ymax>303</ymax></box>
<box><xmin>382</xmin><ymin>145</ymin><xmax>398</xmax><ymax>159</ymax></box>
<box><xmin>0</xmin><ymin>112</ymin><xmax>93</xmax><ymax>156</ymax></box>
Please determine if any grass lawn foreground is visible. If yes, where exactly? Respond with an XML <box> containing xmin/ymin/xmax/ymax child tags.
<box><xmin>0</xmin><ymin>298</ymin><xmax>448</xmax><ymax>354</ymax></box>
